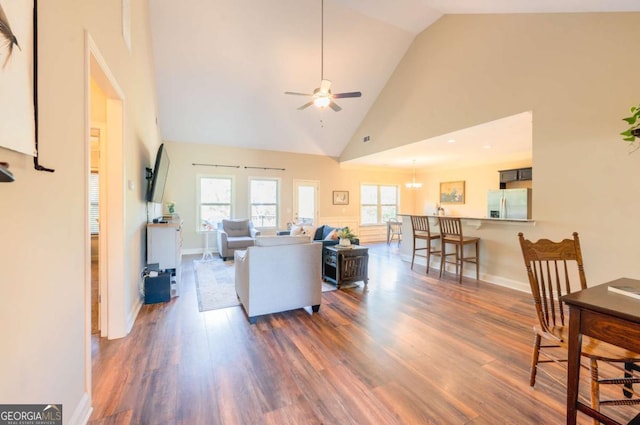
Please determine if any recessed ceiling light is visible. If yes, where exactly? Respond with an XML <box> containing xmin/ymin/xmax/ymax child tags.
<box><xmin>483</xmin><ymin>144</ymin><xmax>492</xmax><ymax>149</ymax></box>
<box><xmin>447</xmin><ymin>139</ymin><xmax>456</xmax><ymax>143</ymax></box>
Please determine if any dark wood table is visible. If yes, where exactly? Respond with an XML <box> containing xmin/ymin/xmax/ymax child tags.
<box><xmin>322</xmin><ymin>245</ymin><xmax>369</xmax><ymax>288</ymax></box>
<box><xmin>562</xmin><ymin>278</ymin><xmax>640</xmax><ymax>425</ymax></box>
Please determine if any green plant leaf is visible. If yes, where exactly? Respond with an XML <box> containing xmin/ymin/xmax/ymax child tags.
<box><xmin>623</xmin><ymin>136</ymin><xmax>636</xmax><ymax>142</ymax></box>
<box><xmin>623</xmin><ymin>116</ymin><xmax>637</xmax><ymax>125</ymax></box>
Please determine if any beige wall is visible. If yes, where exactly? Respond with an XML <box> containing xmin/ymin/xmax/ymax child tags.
<box><xmin>342</xmin><ymin>13</ymin><xmax>640</xmax><ymax>286</ymax></box>
<box><xmin>412</xmin><ymin>159</ymin><xmax>532</xmax><ymax>217</ymax></box>
<box><xmin>163</xmin><ymin>141</ymin><xmax>416</xmax><ymax>250</ymax></box>
<box><xmin>0</xmin><ymin>1</ymin><xmax>160</xmax><ymax>423</ymax></box>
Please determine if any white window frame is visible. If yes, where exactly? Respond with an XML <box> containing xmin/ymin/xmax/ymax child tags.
<box><xmin>197</xmin><ymin>174</ymin><xmax>235</xmax><ymax>232</ymax></box>
<box><xmin>360</xmin><ymin>184</ymin><xmax>400</xmax><ymax>225</ymax></box>
<box><xmin>248</xmin><ymin>177</ymin><xmax>280</xmax><ymax>229</ymax></box>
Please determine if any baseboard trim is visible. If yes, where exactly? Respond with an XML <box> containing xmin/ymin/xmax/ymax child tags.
<box><xmin>400</xmin><ymin>253</ymin><xmax>530</xmax><ymax>293</ymax></box>
<box><xmin>68</xmin><ymin>391</ymin><xmax>92</xmax><ymax>425</ymax></box>
<box><xmin>125</xmin><ymin>296</ymin><xmax>143</xmax><ymax>336</ymax></box>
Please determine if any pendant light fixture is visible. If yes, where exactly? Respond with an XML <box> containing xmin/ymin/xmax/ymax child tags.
<box><xmin>406</xmin><ymin>160</ymin><xmax>422</xmax><ymax>189</ymax></box>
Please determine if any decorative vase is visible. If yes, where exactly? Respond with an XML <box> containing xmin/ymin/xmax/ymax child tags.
<box><xmin>339</xmin><ymin>238</ymin><xmax>351</xmax><ymax>247</ymax></box>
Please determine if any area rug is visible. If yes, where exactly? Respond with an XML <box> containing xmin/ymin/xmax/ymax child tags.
<box><xmin>193</xmin><ymin>258</ymin><xmax>340</xmax><ymax>311</ymax></box>
<box><xmin>194</xmin><ymin>258</ymin><xmax>344</xmax><ymax>312</ymax></box>
<box><xmin>194</xmin><ymin>259</ymin><xmax>239</xmax><ymax>312</ymax></box>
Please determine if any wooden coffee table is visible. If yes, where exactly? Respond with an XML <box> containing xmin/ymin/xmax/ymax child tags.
<box><xmin>322</xmin><ymin>245</ymin><xmax>369</xmax><ymax>288</ymax></box>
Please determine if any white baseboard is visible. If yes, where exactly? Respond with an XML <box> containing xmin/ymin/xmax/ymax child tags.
<box><xmin>182</xmin><ymin>248</ymin><xmax>205</xmax><ymax>255</ymax></box>
<box><xmin>125</xmin><ymin>296</ymin><xmax>142</xmax><ymax>336</ymax></box>
<box><xmin>400</xmin><ymin>253</ymin><xmax>530</xmax><ymax>293</ymax></box>
<box><xmin>68</xmin><ymin>391</ymin><xmax>92</xmax><ymax>425</ymax></box>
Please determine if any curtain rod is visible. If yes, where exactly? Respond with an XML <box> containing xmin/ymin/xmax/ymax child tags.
<box><xmin>192</xmin><ymin>163</ymin><xmax>240</xmax><ymax>168</ymax></box>
<box><xmin>191</xmin><ymin>163</ymin><xmax>286</xmax><ymax>171</ymax></box>
<box><xmin>244</xmin><ymin>166</ymin><xmax>286</xmax><ymax>171</ymax></box>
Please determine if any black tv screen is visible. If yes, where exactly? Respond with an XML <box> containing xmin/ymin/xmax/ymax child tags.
<box><xmin>147</xmin><ymin>143</ymin><xmax>170</xmax><ymax>203</ymax></box>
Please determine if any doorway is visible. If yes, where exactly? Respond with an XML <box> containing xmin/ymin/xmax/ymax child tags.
<box><xmin>85</xmin><ymin>32</ymin><xmax>127</xmax><ymax>399</ymax></box>
<box><xmin>293</xmin><ymin>180</ymin><xmax>319</xmax><ymax>225</ymax></box>
<box><xmin>89</xmin><ymin>125</ymin><xmax>104</xmax><ymax>334</ymax></box>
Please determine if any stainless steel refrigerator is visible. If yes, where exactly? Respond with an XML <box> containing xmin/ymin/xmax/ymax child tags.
<box><xmin>487</xmin><ymin>188</ymin><xmax>532</xmax><ymax>219</ymax></box>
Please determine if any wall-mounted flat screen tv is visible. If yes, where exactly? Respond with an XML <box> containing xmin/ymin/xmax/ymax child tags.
<box><xmin>147</xmin><ymin>143</ymin><xmax>170</xmax><ymax>203</ymax></box>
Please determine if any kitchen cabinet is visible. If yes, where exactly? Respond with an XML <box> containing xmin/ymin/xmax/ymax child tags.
<box><xmin>499</xmin><ymin>169</ymin><xmax>519</xmax><ymax>183</ymax></box>
<box><xmin>499</xmin><ymin>167</ymin><xmax>532</xmax><ymax>188</ymax></box>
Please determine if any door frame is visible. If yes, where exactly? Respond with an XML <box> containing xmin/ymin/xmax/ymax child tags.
<box><xmin>84</xmin><ymin>31</ymin><xmax>126</xmax><ymax>396</ymax></box>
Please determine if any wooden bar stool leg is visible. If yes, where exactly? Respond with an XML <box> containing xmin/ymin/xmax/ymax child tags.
<box><xmin>411</xmin><ymin>238</ymin><xmax>416</xmax><ymax>270</ymax></box>
<box><xmin>457</xmin><ymin>244</ymin><xmax>463</xmax><ymax>283</ymax></box>
<box><xmin>426</xmin><ymin>241</ymin><xmax>431</xmax><ymax>274</ymax></box>
<box><xmin>475</xmin><ymin>240</ymin><xmax>479</xmax><ymax>280</ymax></box>
<box><xmin>439</xmin><ymin>242</ymin><xmax>446</xmax><ymax>278</ymax></box>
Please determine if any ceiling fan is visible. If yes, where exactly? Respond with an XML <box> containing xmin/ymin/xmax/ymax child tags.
<box><xmin>284</xmin><ymin>0</ymin><xmax>362</xmax><ymax>112</ymax></box>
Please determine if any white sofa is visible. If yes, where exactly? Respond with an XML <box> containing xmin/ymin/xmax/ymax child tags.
<box><xmin>234</xmin><ymin>235</ymin><xmax>322</xmax><ymax>324</ymax></box>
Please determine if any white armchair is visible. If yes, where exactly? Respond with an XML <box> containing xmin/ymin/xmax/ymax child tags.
<box><xmin>234</xmin><ymin>235</ymin><xmax>322</xmax><ymax>324</ymax></box>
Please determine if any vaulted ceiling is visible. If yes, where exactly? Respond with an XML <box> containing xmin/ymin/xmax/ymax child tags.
<box><xmin>148</xmin><ymin>0</ymin><xmax>640</xmax><ymax>166</ymax></box>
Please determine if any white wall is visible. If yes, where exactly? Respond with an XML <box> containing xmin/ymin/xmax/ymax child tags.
<box><xmin>343</xmin><ymin>13</ymin><xmax>640</xmax><ymax>286</ymax></box>
<box><xmin>162</xmin><ymin>141</ymin><xmax>416</xmax><ymax>251</ymax></box>
<box><xmin>0</xmin><ymin>1</ymin><xmax>160</xmax><ymax>423</ymax></box>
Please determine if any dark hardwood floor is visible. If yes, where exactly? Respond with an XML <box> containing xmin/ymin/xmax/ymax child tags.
<box><xmin>89</xmin><ymin>243</ymin><xmax>637</xmax><ymax>424</ymax></box>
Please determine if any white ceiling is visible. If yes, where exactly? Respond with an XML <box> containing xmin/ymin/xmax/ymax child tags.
<box><xmin>343</xmin><ymin>111</ymin><xmax>533</xmax><ymax>170</ymax></box>
<box><xmin>148</xmin><ymin>0</ymin><xmax>640</xmax><ymax>168</ymax></box>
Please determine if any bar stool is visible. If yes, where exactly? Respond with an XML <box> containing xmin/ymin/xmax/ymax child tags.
<box><xmin>387</xmin><ymin>218</ymin><xmax>402</xmax><ymax>246</ymax></box>
<box><xmin>438</xmin><ymin>216</ymin><xmax>479</xmax><ymax>283</ymax></box>
<box><xmin>410</xmin><ymin>215</ymin><xmax>441</xmax><ymax>273</ymax></box>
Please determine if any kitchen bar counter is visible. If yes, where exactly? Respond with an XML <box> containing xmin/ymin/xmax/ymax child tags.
<box><xmin>402</xmin><ymin>214</ymin><xmax>535</xmax><ymax>224</ymax></box>
<box><xmin>397</xmin><ymin>214</ymin><xmax>536</xmax><ymax>292</ymax></box>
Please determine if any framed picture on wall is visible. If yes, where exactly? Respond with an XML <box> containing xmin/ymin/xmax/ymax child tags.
<box><xmin>440</xmin><ymin>181</ymin><xmax>465</xmax><ymax>204</ymax></box>
<box><xmin>0</xmin><ymin>0</ymin><xmax>36</xmax><ymax>157</ymax></box>
<box><xmin>333</xmin><ymin>190</ymin><xmax>349</xmax><ymax>205</ymax></box>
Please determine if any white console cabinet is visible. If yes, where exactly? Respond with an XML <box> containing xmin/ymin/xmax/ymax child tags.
<box><xmin>147</xmin><ymin>221</ymin><xmax>182</xmax><ymax>297</ymax></box>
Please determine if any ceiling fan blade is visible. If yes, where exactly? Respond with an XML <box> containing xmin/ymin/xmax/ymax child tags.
<box><xmin>297</xmin><ymin>101</ymin><xmax>314</xmax><ymax>110</ymax></box>
<box><xmin>333</xmin><ymin>91</ymin><xmax>362</xmax><ymax>99</ymax></box>
<box><xmin>285</xmin><ymin>91</ymin><xmax>312</xmax><ymax>96</ymax></box>
<box><xmin>320</xmin><ymin>79</ymin><xmax>332</xmax><ymax>94</ymax></box>
<box><xmin>329</xmin><ymin>101</ymin><xmax>342</xmax><ymax>112</ymax></box>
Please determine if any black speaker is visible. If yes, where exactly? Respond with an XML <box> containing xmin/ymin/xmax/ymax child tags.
<box><xmin>144</xmin><ymin>272</ymin><xmax>171</xmax><ymax>304</ymax></box>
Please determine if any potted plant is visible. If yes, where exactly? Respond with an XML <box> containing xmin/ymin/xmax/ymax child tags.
<box><xmin>621</xmin><ymin>104</ymin><xmax>640</xmax><ymax>150</ymax></box>
<box><xmin>337</xmin><ymin>227</ymin><xmax>357</xmax><ymax>246</ymax></box>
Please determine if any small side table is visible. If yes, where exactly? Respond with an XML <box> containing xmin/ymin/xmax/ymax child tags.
<box><xmin>322</xmin><ymin>245</ymin><xmax>369</xmax><ymax>288</ymax></box>
<box><xmin>201</xmin><ymin>231</ymin><xmax>214</xmax><ymax>262</ymax></box>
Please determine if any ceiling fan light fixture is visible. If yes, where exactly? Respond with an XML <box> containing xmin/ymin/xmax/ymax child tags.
<box><xmin>313</xmin><ymin>96</ymin><xmax>331</xmax><ymax>108</ymax></box>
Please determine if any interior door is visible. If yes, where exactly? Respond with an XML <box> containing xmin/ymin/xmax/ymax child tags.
<box><xmin>293</xmin><ymin>180</ymin><xmax>318</xmax><ymax>226</ymax></box>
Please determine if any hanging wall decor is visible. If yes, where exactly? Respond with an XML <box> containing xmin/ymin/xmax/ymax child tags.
<box><xmin>0</xmin><ymin>0</ymin><xmax>35</xmax><ymax>156</ymax></box>
<box><xmin>0</xmin><ymin>0</ymin><xmax>52</xmax><ymax>175</ymax></box>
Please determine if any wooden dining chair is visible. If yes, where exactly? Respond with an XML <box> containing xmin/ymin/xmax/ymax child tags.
<box><xmin>518</xmin><ymin>232</ymin><xmax>640</xmax><ymax>418</ymax></box>
<box><xmin>437</xmin><ymin>216</ymin><xmax>479</xmax><ymax>283</ymax></box>
<box><xmin>410</xmin><ymin>215</ymin><xmax>440</xmax><ymax>273</ymax></box>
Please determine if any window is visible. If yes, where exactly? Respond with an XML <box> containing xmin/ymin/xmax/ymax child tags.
<box><xmin>198</xmin><ymin>176</ymin><xmax>232</xmax><ymax>230</ymax></box>
<box><xmin>89</xmin><ymin>172</ymin><xmax>99</xmax><ymax>234</ymax></box>
<box><xmin>249</xmin><ymin>178</ymin><xmax>279</xmax><ymax>228</ymax></box>
<box><xmin>361</xmin><ymin>184</ymin><xmax>399</xmax><ymax>225</ymax></box>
